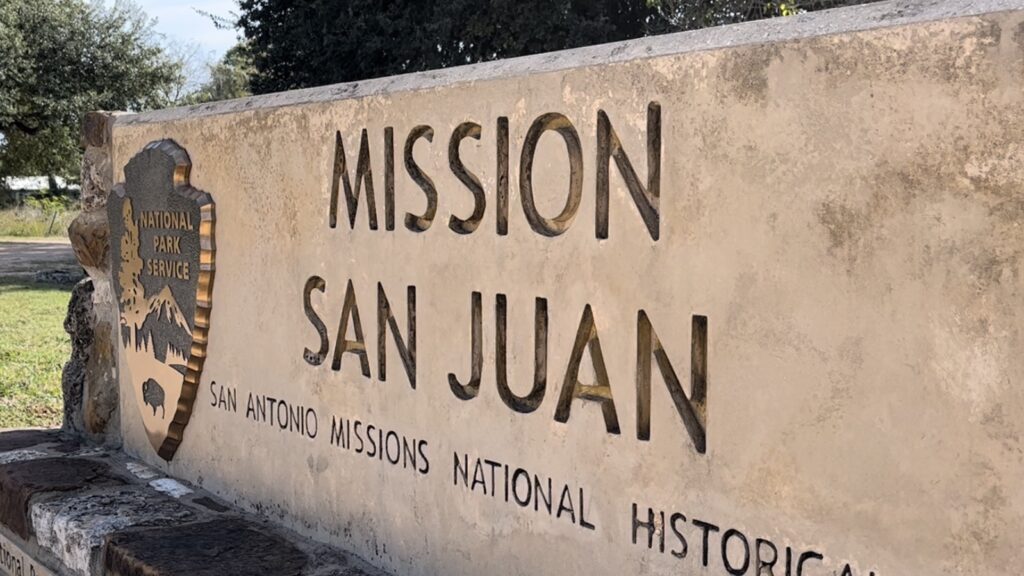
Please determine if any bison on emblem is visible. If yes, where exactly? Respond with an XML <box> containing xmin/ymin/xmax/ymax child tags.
<box><xmin>142</xmin><ymin>378</ymin><xmax>166</xmax><ymax>418</ymax></box>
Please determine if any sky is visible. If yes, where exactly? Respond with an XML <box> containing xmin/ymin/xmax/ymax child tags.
<box><xmin>134</xmin><ymin>0</ymin><xmax>239</xmax><ymax>64</ymax></box>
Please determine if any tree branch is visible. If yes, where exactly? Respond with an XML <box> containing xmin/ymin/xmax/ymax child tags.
<box><xmin>0</xmin><ymin>119</ymin><xmax>43</xmax><ymax>136</ymax></box>
<box><xmin>12</xmin><ymin>120</ymin><xmax>41</xmax><ymax>135</ymax></box>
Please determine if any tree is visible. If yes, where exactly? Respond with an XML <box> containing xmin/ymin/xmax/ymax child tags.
<box><xmin>236</xmin><ymin>0</ymin><xmax>656</xmax><ymax>94</ymax></box>
<box><xmin>180</xmin><ymin>45</ymin><xmax>254</xmax><ymax>105</ymax></box>
<box><xmin>162</xmin><ymin>41</ymin><xmax>208</xmax><ymax>106</ymax></box>
<box><xmin>645</xmin><ymin>0</ymin><xmax>870</xmax><ymax>31</ymax></box>
<box><xmin>118</xmin><ymin>198</ymin><xmax>145</xmax><ymax>346</ymax></box>
<box><xmin>236</xmin><ymin>0</ymin><xmax>878</xmax><ymax>95</ymax></box>
<box><xmin>0</xmin><ymin>0</ymin><xmax>180</xmax><ymax>181</ymax></box>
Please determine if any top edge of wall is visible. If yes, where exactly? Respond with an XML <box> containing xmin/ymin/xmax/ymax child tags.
<box><xmin>113</xmin><ymin>0</ymin><xmax>1022</xmax><ymax>126</ymax></box>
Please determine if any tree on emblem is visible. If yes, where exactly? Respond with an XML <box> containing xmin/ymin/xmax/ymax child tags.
<box><xmin>118</xmin><ymin>197</ymin><xmax>145</xmax><ymax>346</ymax></box>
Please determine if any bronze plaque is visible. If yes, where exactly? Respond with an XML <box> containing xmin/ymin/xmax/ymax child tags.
<box><xmin>109</xmin><ymin>140</ymin><xmax>215</xmax><ymax>460</ymax></box>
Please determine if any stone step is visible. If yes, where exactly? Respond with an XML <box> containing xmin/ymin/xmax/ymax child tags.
<box><xmin>0</xmin><ymin>429</ymin><xmax>388</xmax><ymax>576</ymax></box>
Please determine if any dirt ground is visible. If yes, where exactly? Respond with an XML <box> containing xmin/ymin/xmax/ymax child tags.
<box><xmin>0</xmin><ymin>239</ymin><xmax>83</xmax><ymax>284</ymax></box>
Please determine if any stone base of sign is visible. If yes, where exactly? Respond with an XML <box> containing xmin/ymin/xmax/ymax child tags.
<box><xmin>61</xmin><ymin>278</ymin><xmax>120</xmax><ymax>442</ymax></box>
<box><xmin>61</xmin><ymin>279</ymin><xmax>94</xmax><ymax>436</ymax></box>
<box><xmin>0</xmin><ymin>430</ymin><xmax>389</xmax><ymax>576</ymax></box>
<box><xmin>62</xmin><ymin>111</ymin><xmax>122</xmax><ymax>447</ymax></box>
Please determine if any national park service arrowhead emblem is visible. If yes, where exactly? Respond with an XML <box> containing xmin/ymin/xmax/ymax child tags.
<box><xmin>109</xmin><ymin>140</ymin><xmax>215</xmax><ymax>461</ymax></box>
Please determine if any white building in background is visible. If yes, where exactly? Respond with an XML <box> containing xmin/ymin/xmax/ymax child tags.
<box><xmin>3</xmin><ymin>176</ymin><xmax>79</xmax><ymax>191</ymax></box>
<box><xmin>1</xmin><ymin>176</ymin><xmax>80</xmax><ymax>204</ymax></box>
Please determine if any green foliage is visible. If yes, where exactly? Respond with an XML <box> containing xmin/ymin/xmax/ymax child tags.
<box><xmin>645</xmin><ymin>0</ymin><xmax>868</xmax><ymax>29</ymax></box>
<box><xmin>25</xmin><ymin>194</ymin><xmax>76</xmax><ymax>212</ymax></box>
<box><xmin>181</xmin><ymin>44</ymin><xmax>255</xmax><ymax>105</ymax></box>
<box><xmin>0</xmin><ymin>122</ymin><xmax>81</xmax><ymax>184</ymax></box>
<box><xmin>0</xmin><ymin>206</ymin><xmax>78</xmax><ymax>237</ymax></box>
<box><xmin>0</xmin><ymin>281</ymin><xmax>70</xmax><ymax>428</ymax></box>
<box><xmin>0</xmin><ymin>0</ymin><xmax>181</xmax><ymax>180</ymax></box>
<box><xmin>237</xmin><ymin>0</ymin><xmax>877</xmax><ymax>94</ymax></box>
<box><xmin>237</xmin><ymin>0</ymin><xmax>654</xmax><ymax>94</ymax></box>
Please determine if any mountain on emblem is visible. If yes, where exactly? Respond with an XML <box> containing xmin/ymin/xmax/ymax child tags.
<box><xmin>147</xmin><ymin>285</ymin><xmax>191</xmax><ymax>334</ymax></box>
<box><xmin>139</xmin><ymin>285</ymin><xmax>193</xmax><ymax>365</ymax></box>
<box><xmin>109</xmin><ymin>139</ymin><xmax>216</xmax><ymax>461</ymax></box>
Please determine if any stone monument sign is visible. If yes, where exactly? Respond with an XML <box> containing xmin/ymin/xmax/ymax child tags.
<box><xmin>97</xmin><ymin>2</ymin><xmax>1024</xmax><ymax>575</ymax></box>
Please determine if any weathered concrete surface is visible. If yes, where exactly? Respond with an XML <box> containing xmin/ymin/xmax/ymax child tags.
<box><xmin>0</xmin><ymin>430</ymin><xmax>390</xmax><ymax>576</ymax></box>
<box><xmin>0</xmin><ymin>458</ymin><xmax>125</xmax><ymax>538</ymax></box>
<box><xmin>32</xmin><ymin>487</ymin><xmax>199</xmax><ymax>575</ymax></box>
<box><xmin>0</xmin><ymin>430</ymin><xmax>76</xmax><ymax>454</ymax></box>
<box><xmin>62</xmin><ymin>280</ymin><xmax>94</xmax><ymax>435</ymax></box>
<box><xmin>68</xmin><ymin>210</ymin><xmax>110</xmax><ymax>276</ymax></box>
<box><xmin>105</xmin><ymin>2</ymin><xmax>1024</xmax><ymax>576</ymax></box>
<box><xmin>79</xmin><ymin>112</ymin><xmax>117</xmax><ymax>213</ymax></box>
<box><xmin>104</xmin><ymin>518</ymin><xmax>309</xmax><ymax>576</ymax></box>
<box><xmin>62</xmin><ymin>278</ymin><xmax>120</xmax><ymax>442</ymax></box>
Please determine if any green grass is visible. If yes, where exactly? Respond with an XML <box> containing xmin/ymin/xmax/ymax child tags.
<box><xmin>0</xmin><ymin>281</ymin><xmax>70</xmax><ymax>428</ymax></box>
<box><xmin>0</xmin><ymin>207</ymin><xmax>78</xmax><ymax>238</ymax></box>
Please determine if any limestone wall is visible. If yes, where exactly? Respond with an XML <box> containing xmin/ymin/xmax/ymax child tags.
<box><xmin>104</xmin><ymin>2</ymin><xmax>1024</xmax><ymax>575</ymax></box>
